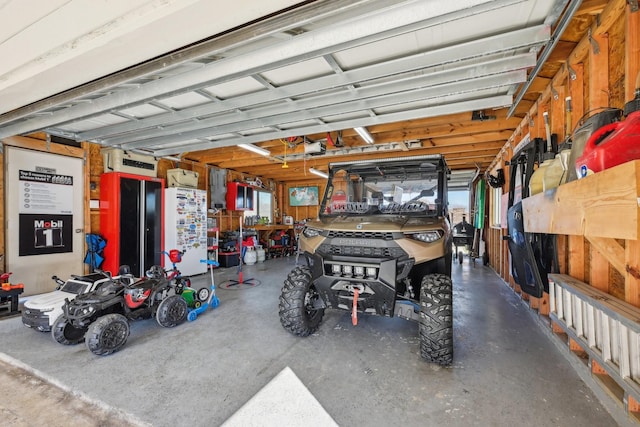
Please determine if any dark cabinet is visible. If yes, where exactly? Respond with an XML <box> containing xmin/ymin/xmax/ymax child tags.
<box><xmin>100</xmin><ymin>172</ymin><xmax>164</xmax><ymax>277</ymax></box>
<box><xmin>226</xmin><ymin>182</ymin><xmax>254</xmax><ymax>211</ymax></box>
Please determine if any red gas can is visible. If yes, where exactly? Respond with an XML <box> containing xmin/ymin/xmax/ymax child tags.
<box><xmin>576</xmin><ymin>110</ymin><xmax>640</xmax><ymax>178</ymax></box>
<box><xmin>576</xmin><ymin>77</ymin><xmax>640</xmax><ymax>178</ymax></box>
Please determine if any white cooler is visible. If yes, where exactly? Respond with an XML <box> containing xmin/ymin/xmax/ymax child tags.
<box><xmin>167</xmin><ymin>168</ymin><xmax>199</xmax><ymax>188</ymax></box>
<box><xmin>102</xmin><ymin>148</ymin><xmax>158</xmax><ymax>177</ymax></box>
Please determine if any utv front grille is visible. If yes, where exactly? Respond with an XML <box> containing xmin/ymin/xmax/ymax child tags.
<box><xmin>326</xmin><ymin>231</ymin><xmax>395</xmax><ymax>240</ymax></box>
<box><xmin>318</xmin><ymin>244</ymin><xmax>405</xmax><ymax>258</ymax></box>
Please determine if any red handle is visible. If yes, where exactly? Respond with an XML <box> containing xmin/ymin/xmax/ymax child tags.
<box><xmin>584</xmin><ymin>121</ymin><xmax>619</xmax><ymax>151</ymax></box>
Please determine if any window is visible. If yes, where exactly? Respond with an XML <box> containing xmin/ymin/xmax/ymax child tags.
<box><xmin>448</xmin><ymin>190</ymin><xmax>469</xmax><ymax>226</ymax></box>
<box><xmin>244</xmin><ymin>189</ymin><xmax>273</xmax><ymax>223</ymax></box>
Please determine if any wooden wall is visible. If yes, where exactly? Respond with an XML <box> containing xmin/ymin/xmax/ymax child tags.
<box><xmin>485</xmin><ymin>2</ymin><xmax>640</xmax><ymax>310</ymax></box>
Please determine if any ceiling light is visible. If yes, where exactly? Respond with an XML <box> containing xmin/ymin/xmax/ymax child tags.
<box><xmin>354</xmin><ymin>127</ymin><xmax>374</xmax><ymax>144</ymax></box>
<box><xmin>162</xmin><ymin>155</ymin><xmax>182</xmax><ymax>162</ymax></box>
<box><xmin>309</xmin><ymin>168</ymin><xmax>328</xmax><ymax>179</ymax></box>
<box><xmin>238</xmin><ymin>143</ymin><xmax>270</xmax><ymax>157</ymax></box>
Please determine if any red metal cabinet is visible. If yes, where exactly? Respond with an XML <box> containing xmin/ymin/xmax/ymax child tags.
<box><xmin>100</xmin><ymin>172</ymin><xmax>164</xmax><ymax>277</ymax></box>
<box><xmin>226</xmin><ymin>182</ymin><xmax>254</xmax><ymax>211</ymax></box>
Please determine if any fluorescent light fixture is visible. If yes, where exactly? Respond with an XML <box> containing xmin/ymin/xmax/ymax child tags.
<box><xmin>354</xmin><ymin>126</ymin><xmax>374</xmax><ymax>144</ymax></box>
<box><xmin>238</xmin><ymin>143</ymin><xmax>271</xmax><ymax>157</ymax></box>
<box><xmin>163</xmin><ymin>155</ymin><xmax>182</xmax><ymax>162</ymax></box>
<box><xmin>309</xmin><ymin>168</ymin><xmax>328</xmax><ymax>179</ymax></box>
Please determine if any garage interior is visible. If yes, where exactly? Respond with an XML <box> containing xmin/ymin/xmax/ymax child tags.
<box><xmin>1</xmin><ymin>0</ymin><xmax>640</xmax><ymax>426</ymax></box>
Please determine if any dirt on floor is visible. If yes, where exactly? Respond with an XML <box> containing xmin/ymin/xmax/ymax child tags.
<box><xmin>0</xmin><ymin>356</ymin><xmax>148</xmax><ymax>427</ymax></box>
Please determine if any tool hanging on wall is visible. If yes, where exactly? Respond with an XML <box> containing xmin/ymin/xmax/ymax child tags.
<box><xmin>565</xmin><ymin>96</ymin><xmax>572</xmax><ymax>139</ymax></box>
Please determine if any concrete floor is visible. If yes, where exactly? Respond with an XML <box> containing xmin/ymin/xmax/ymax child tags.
<box><xmin>0</xmin><ymin>256</ymin><xmax>626</xmax><ymax>426</ymax></box>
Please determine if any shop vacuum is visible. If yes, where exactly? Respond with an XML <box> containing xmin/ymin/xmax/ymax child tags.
<box><xmin>576</xmin><ymin>72</ymin><xmax>640</xmax><ymax>178</ymax></box>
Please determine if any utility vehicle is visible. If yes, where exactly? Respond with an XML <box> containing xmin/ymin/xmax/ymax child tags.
<box><xmin>278</xmin><ymin>154</ymin><xmax>454</xmax><ymax>365</ymax></box>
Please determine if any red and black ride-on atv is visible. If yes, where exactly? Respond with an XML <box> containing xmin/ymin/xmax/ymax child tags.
<box><xmin>53</xmin><ymin>263</ymin><xmax>188</xmax><ymax>356</ymax></box>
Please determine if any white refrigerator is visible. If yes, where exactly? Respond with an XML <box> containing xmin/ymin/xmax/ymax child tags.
<box><xmin>164</xmin><ymin>187</ymin><xmax>208</xmax><ymax>276</ymax></box>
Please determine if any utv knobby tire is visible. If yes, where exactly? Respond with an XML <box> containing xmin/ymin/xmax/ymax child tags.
<box><xmin>419</xmin><ymin>274</ymin><xmax>453</xmax><ymax>366</ymax></box>
<box><xmin>279</xmin><ymin>266</ymin><xmax>324</xmax><ymax>336</ymax></box>
<box><xmin>51</xmin><ymin>315</ymin><xmax>86</xmax><ymax>345</ymax></box>
<box><xmin>85</xmin><ymin>314</ymin><xmax>130</xmax><ymax>356</ymax></box>
<box><xmin>156</xmin><ymin>294</ymin><xmax>188</xmax><ymax>328</ymax></box>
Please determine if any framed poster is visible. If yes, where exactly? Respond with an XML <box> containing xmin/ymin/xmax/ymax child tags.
<box><xmin>17</xmin><ymin>169</ymin><xmax>74</xmax><ymax>256</ymax></box>
<box><xmin>289</xmin><ymin>186</ymin><xmax>319</xmax><ymax>206</ymax></box>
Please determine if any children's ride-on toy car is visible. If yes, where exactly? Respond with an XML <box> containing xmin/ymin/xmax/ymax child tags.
<box><xmin>53</xmin><ymin>268</ymin><xmax>187</xmax><ymax>356</ymax></box>
<box><xmin>22</xmin><ymin>267</ymin><xmax>135</xmax><ymax>332</ymax></box>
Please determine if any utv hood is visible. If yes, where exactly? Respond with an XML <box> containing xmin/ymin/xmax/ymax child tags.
<box><xmin>315</xmin><ymin>215</ymin><xmax>444</xmax><ymax>232</ymax></box>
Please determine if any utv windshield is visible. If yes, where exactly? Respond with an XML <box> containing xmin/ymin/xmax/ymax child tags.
<box><xmin>320</xmin><ymin>156</ymin><xmax>446</xmax><ymax>217</ymax></box>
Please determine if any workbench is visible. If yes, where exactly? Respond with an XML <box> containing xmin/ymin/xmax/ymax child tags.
<box><xmin>0</xmin><ymin>287</ymin><xmax>24</xmax><ymax>319</ymax></box>
<box><xmin>248</xmin><ymin>225</ymin><xmax>295</xmax><ymax>258</ymax></box>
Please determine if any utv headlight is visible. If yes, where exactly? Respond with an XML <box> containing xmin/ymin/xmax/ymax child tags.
<box><xmin>407</xmin><ymin>230</ymin><xmax>443</xmax><ymax>243</ymax></box>
<box><xmin>303</xmin><ymin>227</ymin><xmax>321</xmax><ymax>238</ymax></box>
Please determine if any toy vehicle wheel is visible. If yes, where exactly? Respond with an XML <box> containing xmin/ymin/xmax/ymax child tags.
<box><xmin>51</xmin><ymin>315</ymin><xmax>87</xmax><ymax>345</ymax></box>
<box><xmin>156</xmin><ymin>295</ymin><xmax>188</xmax><ymax>327</ymax></box>
<box><xmin>85</xmin><ymin>314</ymin><xmax>130</xmax><ymax>356</ymax></box>
<box><xmin>279</xmin><ymin>266</ymin><xmax>324</xmax><ymax>336</ymax></box>
<box><xmin>419</xmin><ymin>274</ymin><xmax>453</xmax><ymax>366</ymax></box>
<box><xmin>196</xmin><ymin>287</ymin><xmax>210</xmax><ymax>302</ymax></box>
<box><xmin>194</xmin><ymin>300</ymin><xmax>202</xmax><ymax>309</ymax></box>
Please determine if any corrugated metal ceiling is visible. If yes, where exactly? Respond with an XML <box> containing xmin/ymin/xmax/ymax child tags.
<box><xmin>0</xmin><ymin>0</ymin><xmax>580</xmax><ymax>187</ymax></box>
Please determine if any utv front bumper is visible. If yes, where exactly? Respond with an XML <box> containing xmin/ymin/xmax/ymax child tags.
<box><xmin>305</xmin><ymin>252</ymin><xmax>414</xmax><ymax>317</ymax></box>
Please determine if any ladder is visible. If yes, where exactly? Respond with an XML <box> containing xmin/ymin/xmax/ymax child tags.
<box><xmin>549</xmin><ymin>274</ymin><xmax>640</xmax><ymax>411</ymax></box>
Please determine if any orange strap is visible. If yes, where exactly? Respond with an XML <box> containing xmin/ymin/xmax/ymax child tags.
<box><xmin>352</xmin><ymin>288</ymin><xmax>359</xmax><ymax>326</ymax></box>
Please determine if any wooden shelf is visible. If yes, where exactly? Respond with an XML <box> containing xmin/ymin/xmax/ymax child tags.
<box><xmin>522</xmin><ymin>160</ymin><xmax>640</xmax><ymax>239</ymax></box>
<box><xmin>250</xmin><ymin>225</ymin><xmax>293</xmax><ymax>231</ymax></box>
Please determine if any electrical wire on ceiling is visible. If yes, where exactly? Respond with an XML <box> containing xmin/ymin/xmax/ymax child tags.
<box><xmin>282</xmin><ymin>140</ymin><xmax>288</xmax><ymax>168</ymax></box>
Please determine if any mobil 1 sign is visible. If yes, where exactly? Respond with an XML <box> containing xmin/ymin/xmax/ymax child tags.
<box><xmin>18</xmin><ymin>169</ymin><xmax>73</xmax><ymax>256</ymax></box>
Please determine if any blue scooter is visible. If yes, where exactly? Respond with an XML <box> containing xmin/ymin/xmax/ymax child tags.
<box><xmin>186</xmin><ymin>259</ymin><xmax>220</xmax><ymax>322</ymax></box>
